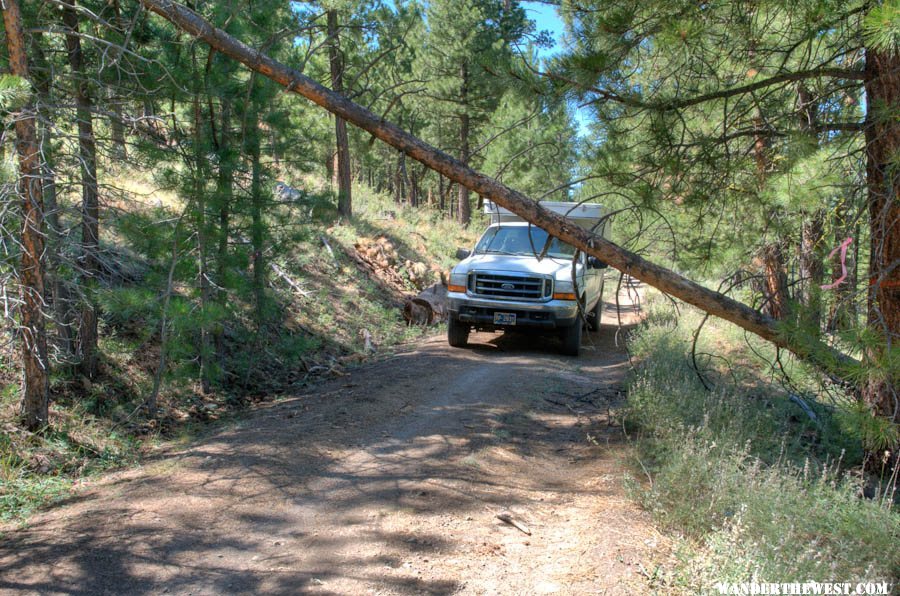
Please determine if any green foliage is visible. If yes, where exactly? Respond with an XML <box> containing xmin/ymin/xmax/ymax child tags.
<box><xmin>0</xmin><ymin>74</ymin><xmax>31</xmax><ymax>111</ymax></box>
<box><xmin>839</xmin><ymin>401</ymin><xmax>900</xmax><ymax>454</ymax></box>
<box><xmin>480</xmin><ymin>89</ymin><xmax>578</xmax><ymax>197</ymax></box>
<box><xmin>564</xmin><ymin>0</ymin><xmax>868</xmax><ymax>280</ymax></box>
<box><xmin>629</xmin><ymin>302</ymin><xmax>863</xmax><ymax>467</ymax></box>
<box><xmin>644</xmin><ymin>443</ymin><xmax>898</xmax><ymax>587</ymax></box>
<box><xmin>625</xmin><ymin>295</ymin><xmax>899</xmax><ymax>586</ymax></box>
<box><xmin>863</xmin><ymin>1</ymin><xmax>900</xmax><ymax>52</ymax></box>
<box><xmin>0</xmin><ymin>411</ymin><xmax>140</xmax><ymax>522</ymax></box>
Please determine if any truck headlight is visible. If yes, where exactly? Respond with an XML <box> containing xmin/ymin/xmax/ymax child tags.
<box><xmin>554</xmin><ymin>280</ymin><xmax>574</xmax><ymax>293</ymax></box>
<box><xmin>553</xmin><ymin>280</ymin><xmax>576</xmax><ymax>301</ymax></box>
<box><xmin>449</xmin><ymin>270</ymin><xmax>467</xmax><ymax>293</ymax></box>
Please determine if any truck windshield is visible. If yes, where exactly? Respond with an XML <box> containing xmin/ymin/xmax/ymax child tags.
<box><xmin>474</xmin><ymin>226</ymin><xmax>576</xmax><ymax>259</ymax></box>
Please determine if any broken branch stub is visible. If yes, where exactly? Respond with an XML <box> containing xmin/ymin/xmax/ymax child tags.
<box><xmin>139</xmin><ymin>0</ymin><xmax>856</xmax><ymax>377</ymax></box>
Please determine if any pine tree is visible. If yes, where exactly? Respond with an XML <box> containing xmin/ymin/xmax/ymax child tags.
<box><xmin>2</xmin><ymin>0</ymin><xmax>50</xmax><ymax>430</ymax></box>
<box><xmin>415</xmin><ymin>0</ymin><xmax>529</xmax><ymax>224</ymax></box>
<box><xmin>61</xmin><ymin>0</ymin><xmax>102</xmax><ymax>380</ymax></box>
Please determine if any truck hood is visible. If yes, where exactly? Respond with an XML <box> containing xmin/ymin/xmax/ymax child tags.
<box><xmin>457</xmin><ymin>254</ymin><xmax>576</xmax><ymax>277</ymax></box>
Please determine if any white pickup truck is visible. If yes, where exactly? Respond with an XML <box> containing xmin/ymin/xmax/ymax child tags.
<box><xmin>447</xmin><ymin>202</ymin><xmax>610</xmax><ymax>356</ymax></box>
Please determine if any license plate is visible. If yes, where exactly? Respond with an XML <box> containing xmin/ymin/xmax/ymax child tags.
<box><xmin>494</xmin><ymin>312</ymin><xmax>516</xmax><ymax>325</ymax></box>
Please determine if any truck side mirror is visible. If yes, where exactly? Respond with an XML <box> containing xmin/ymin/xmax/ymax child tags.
<box><xmin>588</xmin><ymin>256</ymin><xmax>608</xmax><ymax>269</ymax></box>
<box><xmin>455</xmin><ymin>248</ymin><xmax>471</xmax><ymax>260</ymax></box>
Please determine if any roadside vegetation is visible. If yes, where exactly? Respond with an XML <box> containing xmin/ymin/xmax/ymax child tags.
<box><xmin>624</xmin><ymin>292</ymin><xmax>899</xmax><ymax>589</ymax></box>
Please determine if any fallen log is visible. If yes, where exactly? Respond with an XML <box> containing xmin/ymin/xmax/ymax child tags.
<box><xmin>415</xmin><ymin>283</ymin><xmax>448</xmax><ymax>320</ymax></box>
<box><xmin>139</xmin><ymin>0</ymin><xmax>857</xmax><ymax>378</ymax></box>
<box><xmin>403</xmin><ymin>298</ymin><xmax>434</xmax><ymax>326</ymax></box>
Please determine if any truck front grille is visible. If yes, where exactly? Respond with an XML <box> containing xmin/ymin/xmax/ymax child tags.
<box><xmin>469</xmin><ymin>271</ymin><xmax>552</xmax><ymax>301</ymax></box>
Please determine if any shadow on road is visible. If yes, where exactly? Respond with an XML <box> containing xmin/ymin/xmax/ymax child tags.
<box><xmin>0</xmin><ymin>295</ymin><xmax>648</xmax><ymax>595</ymax></box>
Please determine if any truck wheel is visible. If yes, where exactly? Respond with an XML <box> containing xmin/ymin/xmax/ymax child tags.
<box><xmin>448</xmin><ymin>316</ymin><xmax>469</xmax><ymax>347</ymax></box>
<box><xmin>587</xmin><ymin>297</ymin><xmax>603</xmax><ymax>332</ymax></box>
<box><xmin>560</xmin><ymin>320</ymin><xmax>582</xmax><ymax>356</ymax></box>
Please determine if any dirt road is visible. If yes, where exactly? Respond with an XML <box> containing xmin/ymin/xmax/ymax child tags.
<box><xmin>0</xmin><ymin>289</ymin><xmax>667</xmax><ymax>595</ymax></box>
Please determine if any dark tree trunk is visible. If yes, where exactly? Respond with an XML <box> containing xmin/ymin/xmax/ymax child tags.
<box><xmin>799</xmin><ymin>212</ymin><xmax>825</xmax><ymax>329</ymax></box>
<box><xmin>37</xmin><ymin>124</ymin><xmax>75</xmax><ymax>359</ymax></box>
<box><xmin>760</xmin><ymin>243</ymin><xmax>789</xmax><ymax>320</ymax></box>
<box><xmin>410</xmin><ymin>164</ymin><xmax>423</xmax><ymax>208</ymax></box>
<box><xmin>796</xmin><ymin>84</ymin><xmax>825</xmax><ymax>329</ymax></box>
<box><xmin>457</xmin><ymin>62</ymin><xmax>471</xmax><ymax>225</ymax></box>
<box><xmin>30</xmin><ymin>32</ymin><xmax>76</xmax><ymax>360</ymax></box>
<box><xmin>215</xmin><ymin>100</ymin><xmax>233</xmax><ymax>363</ymax></box>
<box><xmin>4</xmin><ymin>0</ymin><xmax>50</xmax><ymax>430</ymax></box>
<box><xmin>248</xmin><ymin>109</ymin><xmax>267</xmax><ymax>331</ymax></box>
<box><xmin>270</xmin><ymin>127</ymin><xmax>280</xmax><ymax>169</ymax></box>
<box><xmin>393</xmin><ymin>151</ymin><xmax>403</xmax><ymax>203</ymax></box>
<box><xmin>863</xmin><ymin>47</ymin><xmax>900</xmax><ymax>426</ymax></box>
<box><xmin>326</xmin><ymin>147</ymin><xmax>335</xmax><ymax>186</ymax></box>
<box><xmin>398</xmin><ymin>151</ymin><xmax>409</xmax><ymax>204</ymax></box>
<box><xmin>242</xmin><ymin>95</ymin><xmax>267</xmax><ymax>333</ymax></box>
<box><xmin>108</xmin><ymin>88</ymin><xmax>127</xmax><ymax>160</ymax></box>
<box><xmin>62</xmin><ymin>0</ymin><xmax>100</xmax><ymax>379</ymax></box>
<box><xmin>191</xmin><ymin>80</ymin><xmax>212</xmax><ymax>394</ymax></box>
<box><xmin>327</xmin><ymin>10</ymin><xmax>352</xmax><ymax>218</ymax></box>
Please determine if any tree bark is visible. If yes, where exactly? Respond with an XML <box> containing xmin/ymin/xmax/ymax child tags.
<box><xmin>863</xmin><ymin>47</ymin><xmax>900</xmax><ymax>425</ymax></box>
<box><xmin>796</xmin><ymin>84</ymin><xmax>825</xmax><ymax>330</ymax></box>
<box><xmin>3</xmin><ymin>0</ymin><xmax>50</xmax><ymax>430</ymax></box>
<box><xmin>215</xmin><ymin>100</ymin><xmax>233</xmax><ymax>363</ymax></box>
<box><xmin>139</xmin><ymin>0</ymin><xmax>858</xmax><ymax>380</ymax></box>
<box><xmin>30</xmin><ymin>32</ymin><xmax>76</xmax><ymax>360</ymax></box>
<box><xmin>248</xmin><ymin>108</ymin><xmax>267</xmax><ymax>331</ymax></box>
<box><xmin>62</xmin><ymin>0</ymin><xmax>101</xmax><ymax>380</ymax></box>
<box><xmin>327</xmin><ymin>9</ymin><xmax>352</xmax><ymax>218</ymax></box>
<box><xmin>800</xmin><ymin>211</ymin><xmax>825</xmax><ymax>328</ymax></box>
<box><xmin>108</xmin><ymin>87</ymin><xmax>128</xmax><ymax>160</ymax></box>
<box><xmin>760</xmin><ymin>243</ymin><xmax>789</xmax><ymax>320</ymax></box>
<box><xmin>191</xmin><ymin>72</ymin><xmax>212</xmax><ymax>394</ymax></box>
<box><xmin>392</xmin><ymin>152</ymin><xmax>402</xmax><ymax>203</ymax></box>
<box><xmin>457</xmin><ymin>62</ymin><xmax>471</xmax><ymax>225</ymax></box>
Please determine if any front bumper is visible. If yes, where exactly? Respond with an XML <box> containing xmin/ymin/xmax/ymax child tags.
<box><xmin>448</xmin><ymin>292</ymin><xmax>579</xmax><ymax>330</ymax></box>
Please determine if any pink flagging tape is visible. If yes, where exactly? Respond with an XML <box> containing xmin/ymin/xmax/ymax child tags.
<box><xmin>821</xmin><ymin>237</ymin><xmax>853</xmax><ymax>290</ymax></box>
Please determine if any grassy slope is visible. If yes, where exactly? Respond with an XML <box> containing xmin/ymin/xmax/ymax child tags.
<box><xmin>625</xmin><ymin>292</ymin><xmax>899</xmax><ymax>590</ymax></box>
<box><xmin>0</xmin><ymin>175</ymin><xmax>479</xmax><ymax>523</ymax></box>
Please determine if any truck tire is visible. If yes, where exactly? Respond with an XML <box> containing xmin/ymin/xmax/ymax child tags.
<box><xmin>560</xmin><ymin>320</ymin><xmax>582</xmax><ymax>356</ymax></box>
<box><xmin>448</xmin><ymin>316</ymin><xmax>469</xmax><ymax>347</ymax></box>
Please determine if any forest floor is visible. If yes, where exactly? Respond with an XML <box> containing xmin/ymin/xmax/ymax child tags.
<box><xmin>0</xmin><ymin>286</ymin><xmax>673</xmax><ymax>595</ymax></box>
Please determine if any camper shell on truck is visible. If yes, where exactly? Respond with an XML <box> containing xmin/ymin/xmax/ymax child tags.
<box><xmin>447</xmin><ymin>201</ymin><xmax>610</xmax><ymax>356</ymax></box>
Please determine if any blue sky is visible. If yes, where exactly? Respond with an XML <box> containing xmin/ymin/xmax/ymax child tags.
<box><xmin>521</xmin><ymin>2</ymin><xmax>593</xmax><ymax>138</ymax></box>
<box><xmin>521</xmin><ymin>1</ymin><xmax>567</xmax><ymax>58</ymax></box>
